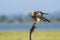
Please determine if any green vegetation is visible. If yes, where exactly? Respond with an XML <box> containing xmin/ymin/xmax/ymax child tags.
<box><xmin>0</xmin><ymin>13</ymin><xmax>60</xmax><ymax>24</ymax></box>
<box><xmin>0</xmin><ymin>31</ymin><xmax>60</xmax><ymax>40</ymax></box>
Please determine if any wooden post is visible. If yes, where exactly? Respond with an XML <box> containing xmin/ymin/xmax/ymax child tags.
<box><xmin>30</xmin><ymin>23</ymin><xmax>37</xmax><ymax>40</ymax></box>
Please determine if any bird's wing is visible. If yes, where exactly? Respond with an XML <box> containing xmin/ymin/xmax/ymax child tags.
<box><xmin>40</xmin><ymin>17</ymin><xmax>50</xmax><ymax>22</ymax></box>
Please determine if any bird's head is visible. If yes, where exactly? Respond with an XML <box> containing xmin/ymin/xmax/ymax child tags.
<box><xmin>29</xmin><ymin>12</ymin><xmax>34</xmax><ymax>17</ymax></box>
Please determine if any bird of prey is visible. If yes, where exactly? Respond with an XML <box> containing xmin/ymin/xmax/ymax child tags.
<box><xmin>30</xmin><ymin>11</ymin><xmax>50</xmax><ymax>23</ymax></box>
<box><xmin>29</xmin><ymin>11</ymin><xmax>50</xmax><ymax>40</ymax></box>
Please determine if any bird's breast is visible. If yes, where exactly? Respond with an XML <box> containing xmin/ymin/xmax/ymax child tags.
<box><xmin>37</xmin><ymin>18</ymin><xmax>40</xmax><ymax>22</ymax></box>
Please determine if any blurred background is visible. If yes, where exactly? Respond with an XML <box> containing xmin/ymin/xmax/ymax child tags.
<box><xmin>0</xmin><ymin>0</ymin><xmax>60</xmax><ymax>40</ymax></box>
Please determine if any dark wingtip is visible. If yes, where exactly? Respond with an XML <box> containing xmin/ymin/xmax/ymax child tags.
<box><xmin>47</xmin><ymin>20</ymin><xmax>50</xmax><ymax>22</ymax></box>
<box><xmin>43</xmin><ymin>13</ymin><xmax>49</xmax><ymax>15</ymax></box>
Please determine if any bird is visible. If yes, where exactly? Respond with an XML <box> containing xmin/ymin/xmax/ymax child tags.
<box><xmin>30</xmin><ymin>11</ymin><xmax>50</xmax><ymax>23</ymax></box>
<box><xmin>29</xmin><ymin>11</ymin><xmax>50</xmax><ymax>40</ymax></box>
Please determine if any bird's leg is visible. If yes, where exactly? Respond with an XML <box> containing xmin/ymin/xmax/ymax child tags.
<box><xmin>30</xmin><ymin>21</ymin><xmax>37</xmax><ymax>40</ymax></box>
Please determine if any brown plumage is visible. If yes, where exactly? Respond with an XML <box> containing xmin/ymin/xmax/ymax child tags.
<box><xmin>29</xmin><ymin>11</ymin><xmax>50</xmax><ymax>40</ymax></box>
<box><xmin>30</xmin><ymin>11</ymin><xmax>50</xmax><ymax>22</ymax></box>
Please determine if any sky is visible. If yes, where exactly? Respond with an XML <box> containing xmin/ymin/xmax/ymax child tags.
<box><xmin>0</xmin><ymin>0</ymin><xmax>60</xmax><ymax>15</ymax></box>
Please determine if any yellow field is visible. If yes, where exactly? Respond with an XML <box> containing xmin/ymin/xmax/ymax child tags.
<box><xmin>0</xmin><ymin>31</ymin><xmax>60</xmax><ymax>40</ymax></box>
